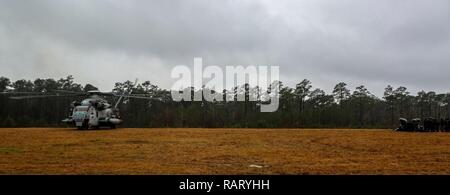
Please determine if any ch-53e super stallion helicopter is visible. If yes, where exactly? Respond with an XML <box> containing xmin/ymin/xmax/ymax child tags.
<box><xmin>6</xmin><ymin>80</ymin><xmax>157</xmax><ymax>130</ymax></box>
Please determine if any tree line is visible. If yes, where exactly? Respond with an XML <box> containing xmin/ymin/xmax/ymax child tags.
<box><xmin>1</xmin><ymin>75</ymin><xmax>449</xmax><ymax>128</ymax></box>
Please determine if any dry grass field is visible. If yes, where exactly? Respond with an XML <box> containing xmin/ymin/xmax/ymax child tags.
<box><xmin>1</xmin><ymin>128</ymin><xmax>450</xmax><ymax>175</ymax></box>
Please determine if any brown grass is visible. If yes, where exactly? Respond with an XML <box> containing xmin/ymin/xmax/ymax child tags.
<box><xmin>1</xmin><ymin>128</ymin><xmax>450</xmax><ymax>175</ymax></box>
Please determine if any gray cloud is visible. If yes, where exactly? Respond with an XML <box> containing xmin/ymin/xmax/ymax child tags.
<box><xmin>0</xmin><ymin>0</ymin><xmax>449</xmax><ymax>96</ymax></box>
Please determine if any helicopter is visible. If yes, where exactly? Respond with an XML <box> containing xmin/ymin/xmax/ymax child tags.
<box><xmin>5</xmin><ymin>80</ymin><xmax>157</xmax><ymax>130</ymax></box>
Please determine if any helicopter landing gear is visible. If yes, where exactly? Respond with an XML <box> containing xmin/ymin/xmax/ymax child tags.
<box><xmin>76</xmin><ymin>121</ymin><xmax>89</xmax><ymax>130</ymax></box>
<box><xmin>77</xmin><ymin>125</ymin><xmax>88</xmax><ymax>130</ymax></box>
<box><xmin>110</xmin><ymin>124</ymin><xmax>116</xmax><ymax>129</ymax></box>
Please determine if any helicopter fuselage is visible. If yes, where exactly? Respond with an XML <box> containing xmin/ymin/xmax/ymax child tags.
<box><xmin>8</xmin><ymin>87</ymin><xmax>152</xmax><ymax>130</ymax></box>
<box><xmin>62</xmin><ymin>95</ymin><xmax>122</xmax><ymax>129</ymax></box>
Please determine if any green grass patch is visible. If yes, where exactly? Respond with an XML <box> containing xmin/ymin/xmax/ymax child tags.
<box><xmin>0</xmin><ymin>147</ymin><xmax>22</xmax><ymax>154</ymax></box>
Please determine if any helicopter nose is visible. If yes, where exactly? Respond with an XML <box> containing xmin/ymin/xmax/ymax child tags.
<box><xmin>73</xmin><ymin>111</ymin><xmax>88</xmax><ymax>121</ymax></box>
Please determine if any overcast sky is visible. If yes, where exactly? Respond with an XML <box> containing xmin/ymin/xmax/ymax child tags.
<box><xmin>0</xmin><ymin>0</ymin><xmax>449</xmax><ymax>96</ymax></box>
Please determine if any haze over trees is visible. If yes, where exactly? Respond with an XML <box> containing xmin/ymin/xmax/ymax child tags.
<box><xmin>1</xmin><ymin>75</ymin><xmax>449</xmax><ymax>128</ymax></box>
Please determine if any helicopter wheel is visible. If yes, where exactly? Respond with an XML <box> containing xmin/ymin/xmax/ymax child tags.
<box><xmin>77</xmin><ymin>122</ymin><xmax>89</xmax><ymax>130</ymax></box>
<box><xmin>77</xmin><ymin>125</ymin><xmax>88</xmax><ymax>130</ymax></box>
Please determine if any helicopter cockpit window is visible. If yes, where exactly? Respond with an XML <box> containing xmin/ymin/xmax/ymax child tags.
<box><xmin>81</xmin><ymin>99</ymin><xmax>92</xmax><ymax>106</ymax></box>
<box><xmin>74</xmin><ymin>106</ymin><xmax>89</xmax><ymax>112</ymax></box>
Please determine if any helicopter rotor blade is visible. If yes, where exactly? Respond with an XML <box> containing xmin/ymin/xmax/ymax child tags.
<box><xmin>2</xmin><ymin>90</ymin><xmax>89</xmax><ymax>95</ymax></box>
<box><xmin>1</xmin><ymin>91</ymin><xmax>47</xmax><ymax>95</ymax></box>
<box><xmin>126</xmin><ymin>92</ymin><xmax>158</xmax><ymax>96</ymax></box>
<box><xmin>113</xmin><ymin>78</ymin><xmax>140</xmax><ymax>108</ymax></box>
<box><xmin>50</xmin><ymin>90</ymin><xmax>87</xmax><ymax>94</ymax></box>
<box><xmin>50</xmin><ymin>90</ymin><xmax>116</xmax><ymax>96</ymax></box>
<box><xmin>9</xmin><ymin>93</ymin><xmax>82</xmax><ymax>100</ymax></box>
<box><xmin>98</xmin><ymin>92</ymin><xmax>115</xmax><ymax>96</ymax></box>
<box><xmin>113</xmin><ymin>94</ymin><xmax>169</xmax><ymax>102</ymax></box>
<box><xmin>113</xmin><ymin>94</ymin><xmax>155</xmax><ymax>100</ymax></box>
